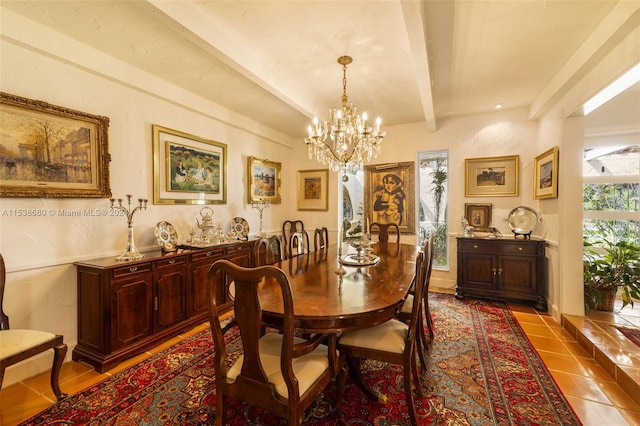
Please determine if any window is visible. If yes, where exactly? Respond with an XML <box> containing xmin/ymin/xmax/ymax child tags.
<box><xmin>418</xmin><ymin>151</ymin><xmax>448</xmax><ymax>268</ymax></box>
<box><xmin>583</xmin><ymin>146</ymin><xmax>640</xmax><ymax>244</ymax></box>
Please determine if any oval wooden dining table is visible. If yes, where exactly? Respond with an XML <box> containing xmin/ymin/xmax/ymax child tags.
<box><xmin>258</xmin><ymin>242</ymin><xmax>419</xmax><ymax>334</ymax></box>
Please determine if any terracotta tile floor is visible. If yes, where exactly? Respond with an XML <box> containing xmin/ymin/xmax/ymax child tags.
<box><xmin>2</xmin><ymin>302</ymin><xmax>640</xmax><ymax>425</ymax></box>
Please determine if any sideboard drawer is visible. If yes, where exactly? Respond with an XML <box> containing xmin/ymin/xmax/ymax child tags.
<box><xmin>191</xmin><ymin>247</ymin><xmax>226</xmax><ymax>262</ymax></box>
<box><xmin>112</xmin><ymin>262</ymin><xmax>152</xmax><ymax>279</ymax></box>
<box><xmin>156</xmin><ymin>255</ymin><xmax>187</xmax><ymax>269</ymax></box>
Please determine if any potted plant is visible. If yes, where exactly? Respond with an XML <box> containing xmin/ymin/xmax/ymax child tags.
<box><xmin>583</xmin><ymin>235</ymin><xmax>640</xmax><ymax>311</ymax></box>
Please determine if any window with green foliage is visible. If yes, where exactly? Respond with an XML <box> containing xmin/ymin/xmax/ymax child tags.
<box><xmin>418</xmin><ymin>151</ymin><xmax>448</xmax><ymax>269</ymax></box>
<box><xmin>583</xmin><ymin>146</ymin><xmax>640</xmax><ymax>245</ymax></box>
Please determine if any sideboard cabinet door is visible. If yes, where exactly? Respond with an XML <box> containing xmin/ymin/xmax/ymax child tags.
<box><xmin>456</xmin><ymin>237</ymin><xmax>547</xmax><ymax>311</ymax></box>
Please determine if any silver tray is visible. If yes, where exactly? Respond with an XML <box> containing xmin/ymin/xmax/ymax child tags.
<box><xmin>340</xmin><ymin>253</ymin><xmax>381</xmax><ymax>266</ymax></box>
<box><xmin>507</xmin><ymin>206</ymin><xmax>539</xmax><ymax>234</ymax></box>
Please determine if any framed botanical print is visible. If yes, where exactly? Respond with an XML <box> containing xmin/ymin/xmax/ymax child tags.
<box><xmin>297</xmin><ymin>169</ymin><xmax>329</xmax><ymax>211</ymax></box>
<box><xmin>0</xmin><ymin>92</ymin><xmax>111</xmax><ymax>198</ymax></box>
<box><xmin>533</xmin><ymin>146</ymin><xmax>559</xmax><ymax>199</ymax></box>
<box><xmin>153</xmin><ymin>125</ymin><xmax>227</xmax><ymax>204</ymax></box>
<box><xmin>465</xmin><ymin>155</ymin><xmax>519</xmax><ymax>197</ymax></box>
<box><xmin>248</xmin><ymin>156</ymin><xmax>281</xmax><ymax>204</ymax></box>
<box><xmin>364</xmin><ymin>161</ymin><xmax>415</xmax><ymax>234</ymax></box>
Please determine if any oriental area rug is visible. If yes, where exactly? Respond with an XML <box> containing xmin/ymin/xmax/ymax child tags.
<box><xmin>20</xmin><ymin>293</ymin><xmax>581</xmax><ymax>425</ymax></box>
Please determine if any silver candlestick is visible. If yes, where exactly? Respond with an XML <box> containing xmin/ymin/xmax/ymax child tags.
<box><xmin>110</xmin><ymin>194</ymin><xmax>148</xmax><ymax>261</ymax></box>
<box><xmin>251</xmin><ymin>200</ymin><xmax>270</xmax><ymax>238</ymax></box>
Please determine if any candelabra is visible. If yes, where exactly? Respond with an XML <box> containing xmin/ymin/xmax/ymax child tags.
<box><xmin>110</xmin><ymin>194</ymin><xmax>148</xmax><ymax>261</ymax></box>
<box><xmin>251</xmin><ymin>200</ymin><xmax>270</xmax><ymax>238</ymax></box>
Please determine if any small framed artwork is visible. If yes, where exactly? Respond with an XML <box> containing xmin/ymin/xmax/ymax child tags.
<box><xmin>248</xmin><ymin>156</ymin><xmax>281</xmax><ymax>204</ymax></box>
<box><xmin>153</xmin><ymin>124</ymin><xmax>227</xmax><ymax>204</ymax></box>
<box><xmin>533</xmin><ymin>146</ymin><xmax>559</xmax><ymax>199</ymax></box>
<box><xmin>465</xmin><ymin>155</ymin><xmax>519</xmax><ymax>197</ymax></box>
<box><xmin>297</xmin><ymin>169</ymin><xmax>329</xmax><ymax>211</ymax></box>
<box><xmin>465</xmin><ymin>203</ymin><xmax>492</xmax><ymax>231</ymax></box>
<box><xmin>364</xmin><ymin>161</ymin><xmax>416</xmax><ymax>234</ymax></box>
<box><xmin>0</xmin><ymin>92</ymin><xmax>111</xmax><ymax>198</ymax></box>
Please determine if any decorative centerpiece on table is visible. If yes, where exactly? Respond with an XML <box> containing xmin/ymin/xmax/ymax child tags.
<box><xmin>304</xmin><ymin>55</ymin><xmax>385</xmax><ymax>274</ymax></box>
<box><xmin>110</xmin><ymin>194</ymin><xmax>148</xmax><ymax>261</ymax></box>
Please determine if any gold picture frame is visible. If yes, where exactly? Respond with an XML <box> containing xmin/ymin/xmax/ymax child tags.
<box><xmin>533</xmin><ymin>146</ymin><xmax>559</xmax><ymax>199</ymax></box>
<box><xmin>248</xmin><ymin>156</ymin><xmax>281</xmax><ymax>204</ymax></box>
<box><xmin>465</xmin><ymin>203</ymin><xmax>492</xmax><ymax>231</ymax></box>
<box><xmin>0</xmin><ymin>92</ymin><xmax>111</xmax><ymax>198</ymax></box>
<box><xmin>153</xmin><ymin>124</ymin><xmax>227</xmax><ymax>205</ymax></box>
<box><xmin>364</xmin><ymin>161</ymin><xmax>415</xmax><ymax>234</ymax></box>
<box><xmin>465</xmin><ymin>155</ymin><xmax>519</xmax><ymax>197</ymax></box>
<box><xmin>297</xmin><ymin>169</ymin><xmax>329</xmax><ymax>211</ymax></box>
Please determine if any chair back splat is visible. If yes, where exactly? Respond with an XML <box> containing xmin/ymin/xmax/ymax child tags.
<box><xmin>0</xmin><ymin>253</ymin><xmax>68</xmax><ymax>401</ymax></box>
<box><xmin>313</xmin><ymin>227</ymin><xmax>329</xmax><ymax>251</ymax></box>
<box><xmin>370</xmin><ymin>222</ymin><xmax>400</xmax><ymax>243</ymax></box>
<box><xmin>207</xmin><ymin>260</ymin><xmax>338</xmax><ymax>425</ymax></box>
<box><xmin>282</xmin><ymin>220</ymin><xmax>304</xmax><ymax>258</ymax></box>
<box><xmin>288</xmin><ymin>230</ymin><xmax>311</xmax><ymax>257</ymax></box>
<box><xmin>253</xmin><ymin>235</ymin><xmax>285</xmax><ymax>266</ymax></box>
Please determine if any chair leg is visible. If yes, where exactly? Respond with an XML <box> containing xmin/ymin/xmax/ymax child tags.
<box><xmin>51</xmin><ymin>343</ymin><xmax>68</xmax><ymax>401</ymax></box>
<box><xmin>404</xmin><ymin>357</ymin><xmax>419</xmax><ymax>426</ymax></box>
<box><xmin>410</xmin><ymin>344</ymin><xmax>424</xmax><ymax>398</ymax></box>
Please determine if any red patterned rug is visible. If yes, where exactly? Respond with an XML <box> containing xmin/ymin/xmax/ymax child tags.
<box><xmin>613</xmin><ymin>326</ymin><xmax>640</xmax><ymax>348</ymax></box>
<box><xmin>20</xmin><ymin>293</ymin><xmax>581</xmax><ymax>425</ymax></box>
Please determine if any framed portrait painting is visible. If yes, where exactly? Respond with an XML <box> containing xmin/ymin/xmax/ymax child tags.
<box><xmin>465</xmin><ymin>203</ymin><xmax>492</xmax><ymax>231</ymax></box>
<box><xmin>248</xmin><ymin>156</ymin><xmax>281</xmax><ymax>204</ymax></box>
<box><xmin>465</xmin><ymin>155</ymin><xmax>519</xmax><ymax>197</ymax></box>
<box><xmin>533</xmin><ymin>146</ymin><xmax>559</xmax><ymax>199</ymax></box>
<box><xmin>297</xmin><ymin>169</ymin><xmax>328</xmax><ymax>211</ymax></box>
<box><xmin>153</xmin><ymin>124</ymin><xmax>227</xmax><ymax>204</ymax></box>
<box><xmin>0</xmin><ymin>92</ymin><xmax>111</xmax><ymax>198</ymax></box>
<box><xmin>364</xmin><ymin>161</ymin><xmax>415</xmax><ymax>234</ymax></box>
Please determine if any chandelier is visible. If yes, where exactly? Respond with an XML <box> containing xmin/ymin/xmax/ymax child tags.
<box><xmin>305</xmin><ymin>56</ymin><xmax>385</xmax><ymax>173</ymax></box>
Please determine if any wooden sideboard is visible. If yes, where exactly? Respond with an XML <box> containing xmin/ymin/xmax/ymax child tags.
<box><xmin>73</xmin><ymin>240</ymin><xmax>253</xmax><ymax>372</ymax></box>
<box><xmin>456</xmin><ymin>237</ymin><xmax>547</xmax><ymax>311</ymax></box>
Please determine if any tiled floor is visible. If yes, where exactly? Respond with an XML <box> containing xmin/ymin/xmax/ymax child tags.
<box><xmin>2</xmin><ymin>302</ymin><xmax>640</xmax><ymax>425</ymax></box>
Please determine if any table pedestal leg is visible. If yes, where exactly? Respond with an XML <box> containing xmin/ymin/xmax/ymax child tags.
<box><xmin>346</xmin><ymin>356</ymin><xmax>388</xmax><ymax>403</ymax></box>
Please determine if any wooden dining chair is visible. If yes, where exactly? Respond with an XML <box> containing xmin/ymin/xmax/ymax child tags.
<box><xmin>313</xmin><ymin>227</ymin><xmax>329</xmax><ymax>251</ymax></box>
<box><xmin>282</xmin><ymin>220</ymin><xmax>305</xmax><ymax>258</ymax></box>
<box><xmin>0</xmin><ymin>253</ymin><xmax>67</xmax><ymax>401</ymax></box>
<box><xmin>288</xmin><ymin>230</ymin><xmax>311</xmax><ymax>257</ymax></box>
<box><xmin>253</xmin><ymin>235</ymin><xmax>285</xmax><ymax>266</ymax></box>
<box><xmin>398</xmin><ymin>234</ymin><xmax>435</xmax><ymax>369</ymax></box>
<box><xmin>336</xmin><ymin>249</ymin><xmax>427</xmax><ymax>425</ymax></box>
<box><xmin>370</xmin><ymin>222</ymin><xmax>400</xmax><ymax>243</ymax></box>
<box><xmin>207</xmin><ymin>260</ymin><xmax>339</xmax><ymax>426</ymax></box>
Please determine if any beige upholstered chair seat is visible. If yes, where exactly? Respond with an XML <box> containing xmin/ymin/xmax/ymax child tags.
<box><xmin>400</xmin><ymin>294</ymin><xmax>414</xmax><ymax>315</ymax></box>
<box><xmin>227</xmin><ymin>333</ymin><xmax>331</xmax><ymax>399</ymax></box>
<box><xmin>338</xmin><ymin>319</ymin><xmax>408</xmax><ymax>353</ymax></box>
<box><xmin>0</xmin><ymin>329</ymin><xmax>58</xmax><ymax>359</ymax></box>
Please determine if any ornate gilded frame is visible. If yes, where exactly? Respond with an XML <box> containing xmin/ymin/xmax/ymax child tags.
<box><xmin>0</xmin><ymin>92</ymin><xmax>111</xmax><ymax>198</ymax></box>
<box><xmin>248</xmin><ymin>156</ymin><xmax>281</xmax><ymax>204</ymax></box>
<box><xmin>465</xmin><ymin>155</ymin><xmax>519</xmax><ymax>197</ymax></box>
<box><xmin>533</xmin><ymin>146</ymin><xmax>559</xmax><ymax>199</ymax></box>
<box><xmin>297</xmin><ymin>169</ymin><xmax>329</xmax><ymax>211</ymax></box>
<box><xmin>364</xmin><ymin>161</ymin><xmax>416</xmax><ymax>234</ymax></box>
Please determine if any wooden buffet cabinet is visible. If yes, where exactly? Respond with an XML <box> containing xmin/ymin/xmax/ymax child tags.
<box><xmin>73</xmin><ymin>240</ymin><xmax>253</xmax><ymax>372</ymax></box>
<box><xmin>456</xmin><ymin>237</ymin><xmax>547</xmax><ymax>311</ymax></box>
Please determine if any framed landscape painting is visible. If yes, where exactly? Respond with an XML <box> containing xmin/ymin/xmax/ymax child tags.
<box><xmin>0</xmin><ymin>92</ymin><xmax>111</xmax><ymax>198</ymax></box>
<box><xmin>297</xmin><ymin>169</ymin><xmax>328</xmax><ymax>211</ymax></box>
<box><xmin>248</xmin><ymin>156</ymin><xmax>281</xmax><ymax>204</ymax></box>
<box><xmin>533</xmin><ymin>146</ymin><xmax>559</xmax><ymax>199</ymax></box>
<box><xmin>465</xmin><ymin>155</ymin><xmax>519</xmax><ymax>197</ymax></box>
<box><xmin>153</xmin><ymin>124</ymin><xmax>227</xmax><ymax>204</ymax></box>
<box><xmin>364</xmin><ymin>161</ymin><xmax>415</xmax><ymax>234</ymax></box>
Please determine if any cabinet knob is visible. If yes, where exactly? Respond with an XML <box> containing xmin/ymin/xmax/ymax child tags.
<box><xmin>492</xmin><ymin>268</ymin><xmax>496</xmax><ymax>275</ymax></box>
<box><xmin>129</xmin><ymin>266</ymin><xmax>137</xmax><ymax>272</ymax></box>
<box><xmin>473</xmin><ymin>244</ymin><xmax>478</xmax><ymax>249</ymax></box>
<box><xmin>169</xmin><ymin>259</ymin><xmax>175</xmax><ymax>264</ymax></box>
<box><xmin>518</xmin><ymin>247</ymin><xmax>523</xmax><ymax>251</ymax></box>
<box><xmin>206</xmin><ymin>251</ymin><xmax>213</xmax><ymax>257</ymax></box>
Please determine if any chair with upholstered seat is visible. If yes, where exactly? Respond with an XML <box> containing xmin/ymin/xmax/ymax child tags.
<box><xmin>253</xmin><ymin>235</ymin><xmax>285</xmax><ymax>266</ymax></box>
<box><xmin>207</xmin><ymin>259</ymin><xmax>339</xmax><ymax>425</ymax></box>
<box><xmin>370</xmin><ymin>222</ymin><xmax>400</xmax><ymax>243</ymax></box>
<box><xmin>398</xmin><ymin>234</ymin><xmax>435</xmax><ymax>369</ymax></box>
<box><xmin>282</xmin><ymin>220</ymin><xmax>305</xmax><ymax>258</ymax></box>
<box><xmin>336</xmin><ymin>249</ymin><xmax>428</xmax><ymax>425</ymax></box>
<box><xmin>313</xmin><ymin>227</ymin><xmax>329</xmax><ymax>251</ymax></box>
<box><xmin>0</xmin><ymin>253</ymin><xmax>67</xmax><ymax>401</ymax></box>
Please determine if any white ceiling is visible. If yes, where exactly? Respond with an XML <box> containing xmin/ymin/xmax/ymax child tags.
<box><xmin>2</xmin><ymin>0</ymin><xmax>636</xmax><ymax>138</ymax></box>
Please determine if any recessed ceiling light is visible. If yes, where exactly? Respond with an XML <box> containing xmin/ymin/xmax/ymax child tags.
<box><xmin>495</xmin><ymin>104</ymin><xmax>503</xmax><ymax>109</ymax></box>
